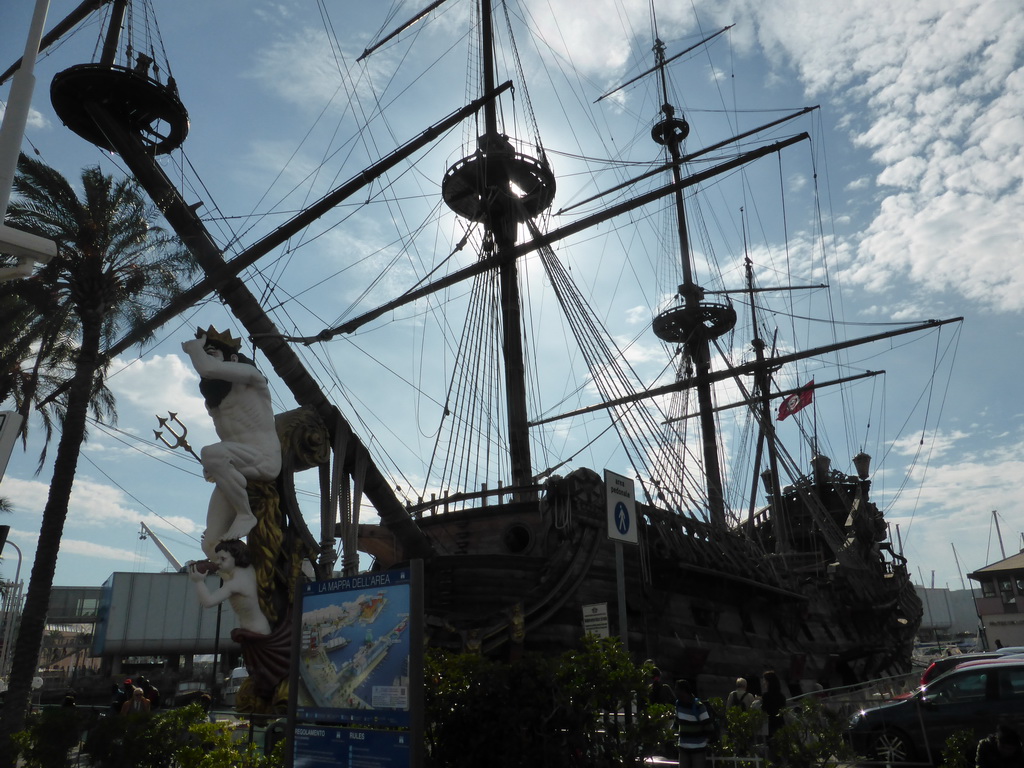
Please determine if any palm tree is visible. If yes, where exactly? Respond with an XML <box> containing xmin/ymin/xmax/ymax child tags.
<box><xmin>0</xmin><ymin>286</ymin><xmax>115</xmax><ymax>470</ymax></box>
<box><xmin>0</xmin><ymin>154</ymin><xmax>195</xmax><ymax>762</ymax></box>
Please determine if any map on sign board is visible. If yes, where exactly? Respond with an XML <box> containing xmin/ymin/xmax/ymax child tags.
<box><xmin>297</xmin><ymin>569</ymin><xmax>412</xmax><ymax>728</ymax></box>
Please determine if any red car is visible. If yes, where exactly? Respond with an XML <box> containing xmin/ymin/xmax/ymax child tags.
<box><xmin>920</xmin><ymin>652</ymin><xmax>1002</xmax><ymax>686</ymax></box>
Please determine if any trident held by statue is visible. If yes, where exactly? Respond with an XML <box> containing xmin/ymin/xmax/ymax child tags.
<box><xmin>154</xmin><ymin>412</ymin><xmax>202</xmax><ymax>463</ymax></box>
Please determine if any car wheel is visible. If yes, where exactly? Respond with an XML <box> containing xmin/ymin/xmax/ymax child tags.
<box><xmin>871</xmin><ymin>730</ymin><xmax>916</xmax><ymax>763</ymax></box>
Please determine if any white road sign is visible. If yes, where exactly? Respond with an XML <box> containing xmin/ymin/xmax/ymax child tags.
<box><xmin>582</xmin><ymin>603</ymin><xmax>609</xmax><ymax>638</ymax></box>
<box><xmin>605</xmin><ymin>469</ymin><xmax>637</xmax><ymax>544</ymax></box>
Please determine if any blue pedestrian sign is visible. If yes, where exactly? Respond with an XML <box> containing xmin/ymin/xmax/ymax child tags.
<box><xmin>604</xmin><ymin>470</ymin><xmax>637</xmax><ymax>544</ymax></box>
<box><xmin>614</xmin><ymin>501</ymin><xmax>630</xmax><ymax>535</ymax></box>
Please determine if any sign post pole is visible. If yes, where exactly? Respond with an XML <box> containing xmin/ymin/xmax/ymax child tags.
<box><xmin>615</xmin><ymin>541</ymin><xmax>627</xmax><ymax>647</ymax></box>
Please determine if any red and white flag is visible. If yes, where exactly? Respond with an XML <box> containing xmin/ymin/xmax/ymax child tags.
<box><xmin>778</xmin><ymin>380</ymin><xmax>814</xmax><ymax>421</ymax></box>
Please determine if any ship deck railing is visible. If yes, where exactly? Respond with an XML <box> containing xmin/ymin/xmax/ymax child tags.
<box><xmin>406</xmin><ymin>483</ymin><xmax>545</xmax><ymax>517</ymax></box>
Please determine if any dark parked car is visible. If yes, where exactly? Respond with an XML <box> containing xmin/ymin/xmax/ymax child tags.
<box><xmin>848</xmin><ymin>660</ymin><xmax>1024</xmax><ymax>764</ymax></box>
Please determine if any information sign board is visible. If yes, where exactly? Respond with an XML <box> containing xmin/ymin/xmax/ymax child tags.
<box><xmin>293</xmin><ymin>725</ymin><xmax>411</xmax><ymax>768</ymax></box>
<box><xmin>289</xmin><ymin>563</ymin><xmax>423</xmax><ymax>768</ymax></box>
<box><xmin>296</xmin><ymin>568</ymin><xmax>414</xmax><ymax>727</ymax></box>
<box><xmin>604</xmin><ymin>470</ymin><xmax>637</xmax><ymax>544</ymax></box>
<box><xmin>582</xmin><ymin>602</ymin><xmax>609</xmax><ymax>638</ymax></box>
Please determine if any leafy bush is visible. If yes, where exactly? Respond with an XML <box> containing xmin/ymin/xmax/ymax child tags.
<box><xmin>11</xmin><ymin>706</ymin><xmax>83</xmax><ymax>768</ymax></box>
<box><xmin>424</xmin><ymin>635</ymin><xmax>670</xmax><ymax>768</ymax></box>
<box><xmin>716</xmin><ymin>699</ymin><xmax>766</xmax><ymax>760</ymax></box>
<box><xmin>76</xmin><ymin>703</ymin><xmax>277</xmax><ymax>768</ymax></box>
<box><xmin>770</xmin><ymin>697</ymin><xmax>853</xmax><ymax>768</ymax></box>
<box><xmin>939</xmin><ymin>728</ymin><xmax>976</xmax><ymax>768</ymax></box>
<box><xmin>712</xmin><ymin>695</ymin><xmax>852</xmax><ymax>768</ymax></box>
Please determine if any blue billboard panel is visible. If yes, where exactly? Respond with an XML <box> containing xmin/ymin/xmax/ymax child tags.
<box><xmin>293</xmin><ymin>725</ymin><xmax>411</xmax><ymax>768</ymax></box>
<box><xmin>297</xmin><ymin>569</ymin><xmax>412</xmax><ymax>728</ymax></box>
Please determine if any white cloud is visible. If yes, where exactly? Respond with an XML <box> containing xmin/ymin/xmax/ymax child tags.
<box><xmin>59</xmin><ymin>536</ymin><xmax>153</xmax><ymax>565</ymax></box>
<box><xmin>890</xmin><ymin>428</ymin><xmax>968</xmax><ymax>461</ymax></box>
<box><xmin>884</xmin><ymin>429</ymin><xmax>1024</xmax><ymax>574</ymax></box>
<box><xmin>520</xmin><ymin>0</ymin><xmax>630</xmax><ymax>77</ymax></box>
<box><xmin>108</xmin><ymin>354</ymin><xmax>207</xmax><ymax>425</ymax></box>
<box><xmin>625</xmin><ymin>305</ymin><xmax>650</xmax><ymax>326</ymax></box>
<box><xmin>4</xmin><ymin>474</ymin><xmax>200</xmax><ymax>534</ymax></box>
<box><xmin>683</xmin><ymin>0</ymin><xmax>1024</xmax><ymax>313</ymax></box>
<box><xmin>251</xmin><ymin>23</ymin><xmax>408</xmax><ymax>115</ymax></box>
<box><xmin>2</xmin><ymin>526</ymin><xmax>142</xmax><ymax>566</ymax></box>
<box><xmin>0</xmin><ymin>103</ymin><xmax>47</xmax><ymax>130</ymax></box>
<box><xmin>0</xmin><ymin>477</ymin><xmax>48</xmax><ymax>512</ymax></box>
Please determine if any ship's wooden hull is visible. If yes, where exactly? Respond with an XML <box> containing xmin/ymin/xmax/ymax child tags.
<box><xmin>363</xmin><ymin>468</ymin><xmax>921</xmax><ymax>696</ymax></box>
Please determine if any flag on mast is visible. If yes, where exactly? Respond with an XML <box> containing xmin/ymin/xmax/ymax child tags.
<box><xmin>778</xmin><ymin>380</ymin><xmax>814</xmax><ymax>421</ymax></box>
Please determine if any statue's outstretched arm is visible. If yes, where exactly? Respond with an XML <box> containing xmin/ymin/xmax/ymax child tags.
<box><xmin>188</xmin><ymin>562</ymin><xmax>234</xmax><ymax>608</ymax></box>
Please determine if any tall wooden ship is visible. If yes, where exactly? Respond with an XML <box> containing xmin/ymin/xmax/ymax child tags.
<box><xmin>8</xmin><ymin>0</ymin><xmax>965</xmax><ymax>692</ymax></box>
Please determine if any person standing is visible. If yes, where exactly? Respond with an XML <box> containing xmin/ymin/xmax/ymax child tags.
<box><xmin>120</xmin><ymin>687</ymin><xmax>151</xmax><ymax>715</ymax></box>
<box><xmin>976</xmin><ymin>725</ymin><xmax>1024</xmax><ymax>768</ymax></box>
<box><xmin>725</xmin><ymin>677</ymin><xmax>756</xmax><ymax>711</ymax></box>
<box><xmin>136</xmin><ymin>676</ymin><xmax>160</xmax><ymax>711</ymax></box>
<box><xmin>761</xmin><ymin>670</ymin><xmax>787</xmax><ymax>738</ymax></box>
<box><xmin>111</xmin><ymin>678</ymin><xmax>133</xmax><ymax>714</ymax></box>
<box><xmin>650</xmin><ymin>666</ymin><xmax>676</xmax><ymax>706</ymax></box>
<box><xmin>676</xmin><ymin>679</ymin><xmax>713</xmax><ymax>768</ymax></box>
<box><xmin>648</xmin><ymin>665</ymin><xmax>676</xmax><ymax>757</ymax></box>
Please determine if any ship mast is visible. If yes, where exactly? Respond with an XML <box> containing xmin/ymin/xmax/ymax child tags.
<box><xmin>439</xmin><ymin>0</ymin><xmax>555</xmax><ymax>498</ymax></box>
<box><xmin>744</xmin><ymin>256</ymin><xmax>787</xmax><ymax>547</ymax></box>
<box><xmin>649</xmin><ymin>37</ymin><xmax>736</xmax><ymax>527</ymax></box>
<box><xmin>483</xmin><ymin>0</ymin><xmax>531</xmax><ymax>495</ymax></box>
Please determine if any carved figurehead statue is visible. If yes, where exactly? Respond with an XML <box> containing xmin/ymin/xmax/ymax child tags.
<box><xmin>181</xmin><ymin>326</ymin><xmax>282</xmax><ymax>558</ymax></box>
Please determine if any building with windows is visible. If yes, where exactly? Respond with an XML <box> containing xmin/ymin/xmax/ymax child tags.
<box><xmin>1</xmin><ymin>575</ymin><xmax>242</xmax><ymax>705</ymax></box>
<box><xmin>969</xmin><ymin>550</ymin><xmax>1024</xmax><ymax>649</ymax></box>
<box><xmin>1</xmin><ymin>586</ymin><xmax>104</xmax><ymax>694</ymax></box>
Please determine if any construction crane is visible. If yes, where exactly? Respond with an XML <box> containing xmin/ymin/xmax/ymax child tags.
<box><xmin>138</xmin><ymin>522</ymin><xmax>183</xmax><ymax>572</ymax></box>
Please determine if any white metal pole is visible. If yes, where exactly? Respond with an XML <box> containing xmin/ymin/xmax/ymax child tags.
<box><xmin>0</xmin><ymin>0</ymin><xmax>58</xmax><ymax>279</ymax></box>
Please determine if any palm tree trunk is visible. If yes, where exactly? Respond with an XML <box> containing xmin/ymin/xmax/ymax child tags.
<box><xmin>0</xmin><ymin>315</ymin><xmax>102</xmax><ymax>768</ymax></box>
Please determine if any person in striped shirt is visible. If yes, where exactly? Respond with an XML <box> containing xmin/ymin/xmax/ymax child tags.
<box><xmin>676</xmin><ymin>678</ymin><xmax>714</xmax><ymax>768</ymax></box>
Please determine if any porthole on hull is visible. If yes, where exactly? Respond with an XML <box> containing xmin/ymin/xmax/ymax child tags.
<box><xmin>503</xmin><ymin>523</ymin><xmax>532</xmax><ymax>554</ymax></box>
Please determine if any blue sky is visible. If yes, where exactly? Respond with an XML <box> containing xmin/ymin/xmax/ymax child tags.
<box><xmin>1</xmin><ymin>0</ymin><xmax>1022</xmax><ymax>598</ymax></box>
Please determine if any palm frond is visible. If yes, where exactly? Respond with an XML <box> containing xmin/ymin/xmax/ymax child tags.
<box><xmin>2</xmin><ymin>153</ymin><xmax>198</xmax><ymax>464</ymax></box>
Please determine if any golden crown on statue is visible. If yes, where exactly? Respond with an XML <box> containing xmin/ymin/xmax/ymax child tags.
<box><xmin>196</xmin><ymin>325</ymin><xmax>242</xmax><ymax>352</ymax></box>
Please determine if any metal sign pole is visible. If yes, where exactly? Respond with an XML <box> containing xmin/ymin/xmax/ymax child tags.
<box><xmin>605</xmin><ymin>469</ymin><xmax>637</xmax><ymax>651</ymax></box>
<box><xmin>615</xmin><ymin>541</ymin><xmax>627</xmax><ymax>649</ymax></box>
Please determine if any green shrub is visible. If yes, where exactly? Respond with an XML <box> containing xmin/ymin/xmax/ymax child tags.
<box><xmin>716</xmin><ymin>700</ymin><xmax>766</xmax><ymax>760</ymax></box>
<box><xmin>77</xmin><ymin>702</ymin><xmax>279</xmax><ymax>768</ymax></box>
<box><xmin>939</xmin><ymin>728</ymin><xmax>976</xmax><ymax>768</ymax></box>
<box><xmin>424</xmin><ymin>635</ymin><xmax>670</xmax><ymax>768</ymax></box>
<box><xmin>11</xmin><ymin>707</ymin><xmax>83</xmax><ymax>768</ymax></box>
<box><xmin>766</xmin><ymin>698</ymin><xmax>852</xmax><ymax>768</ymax></box>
